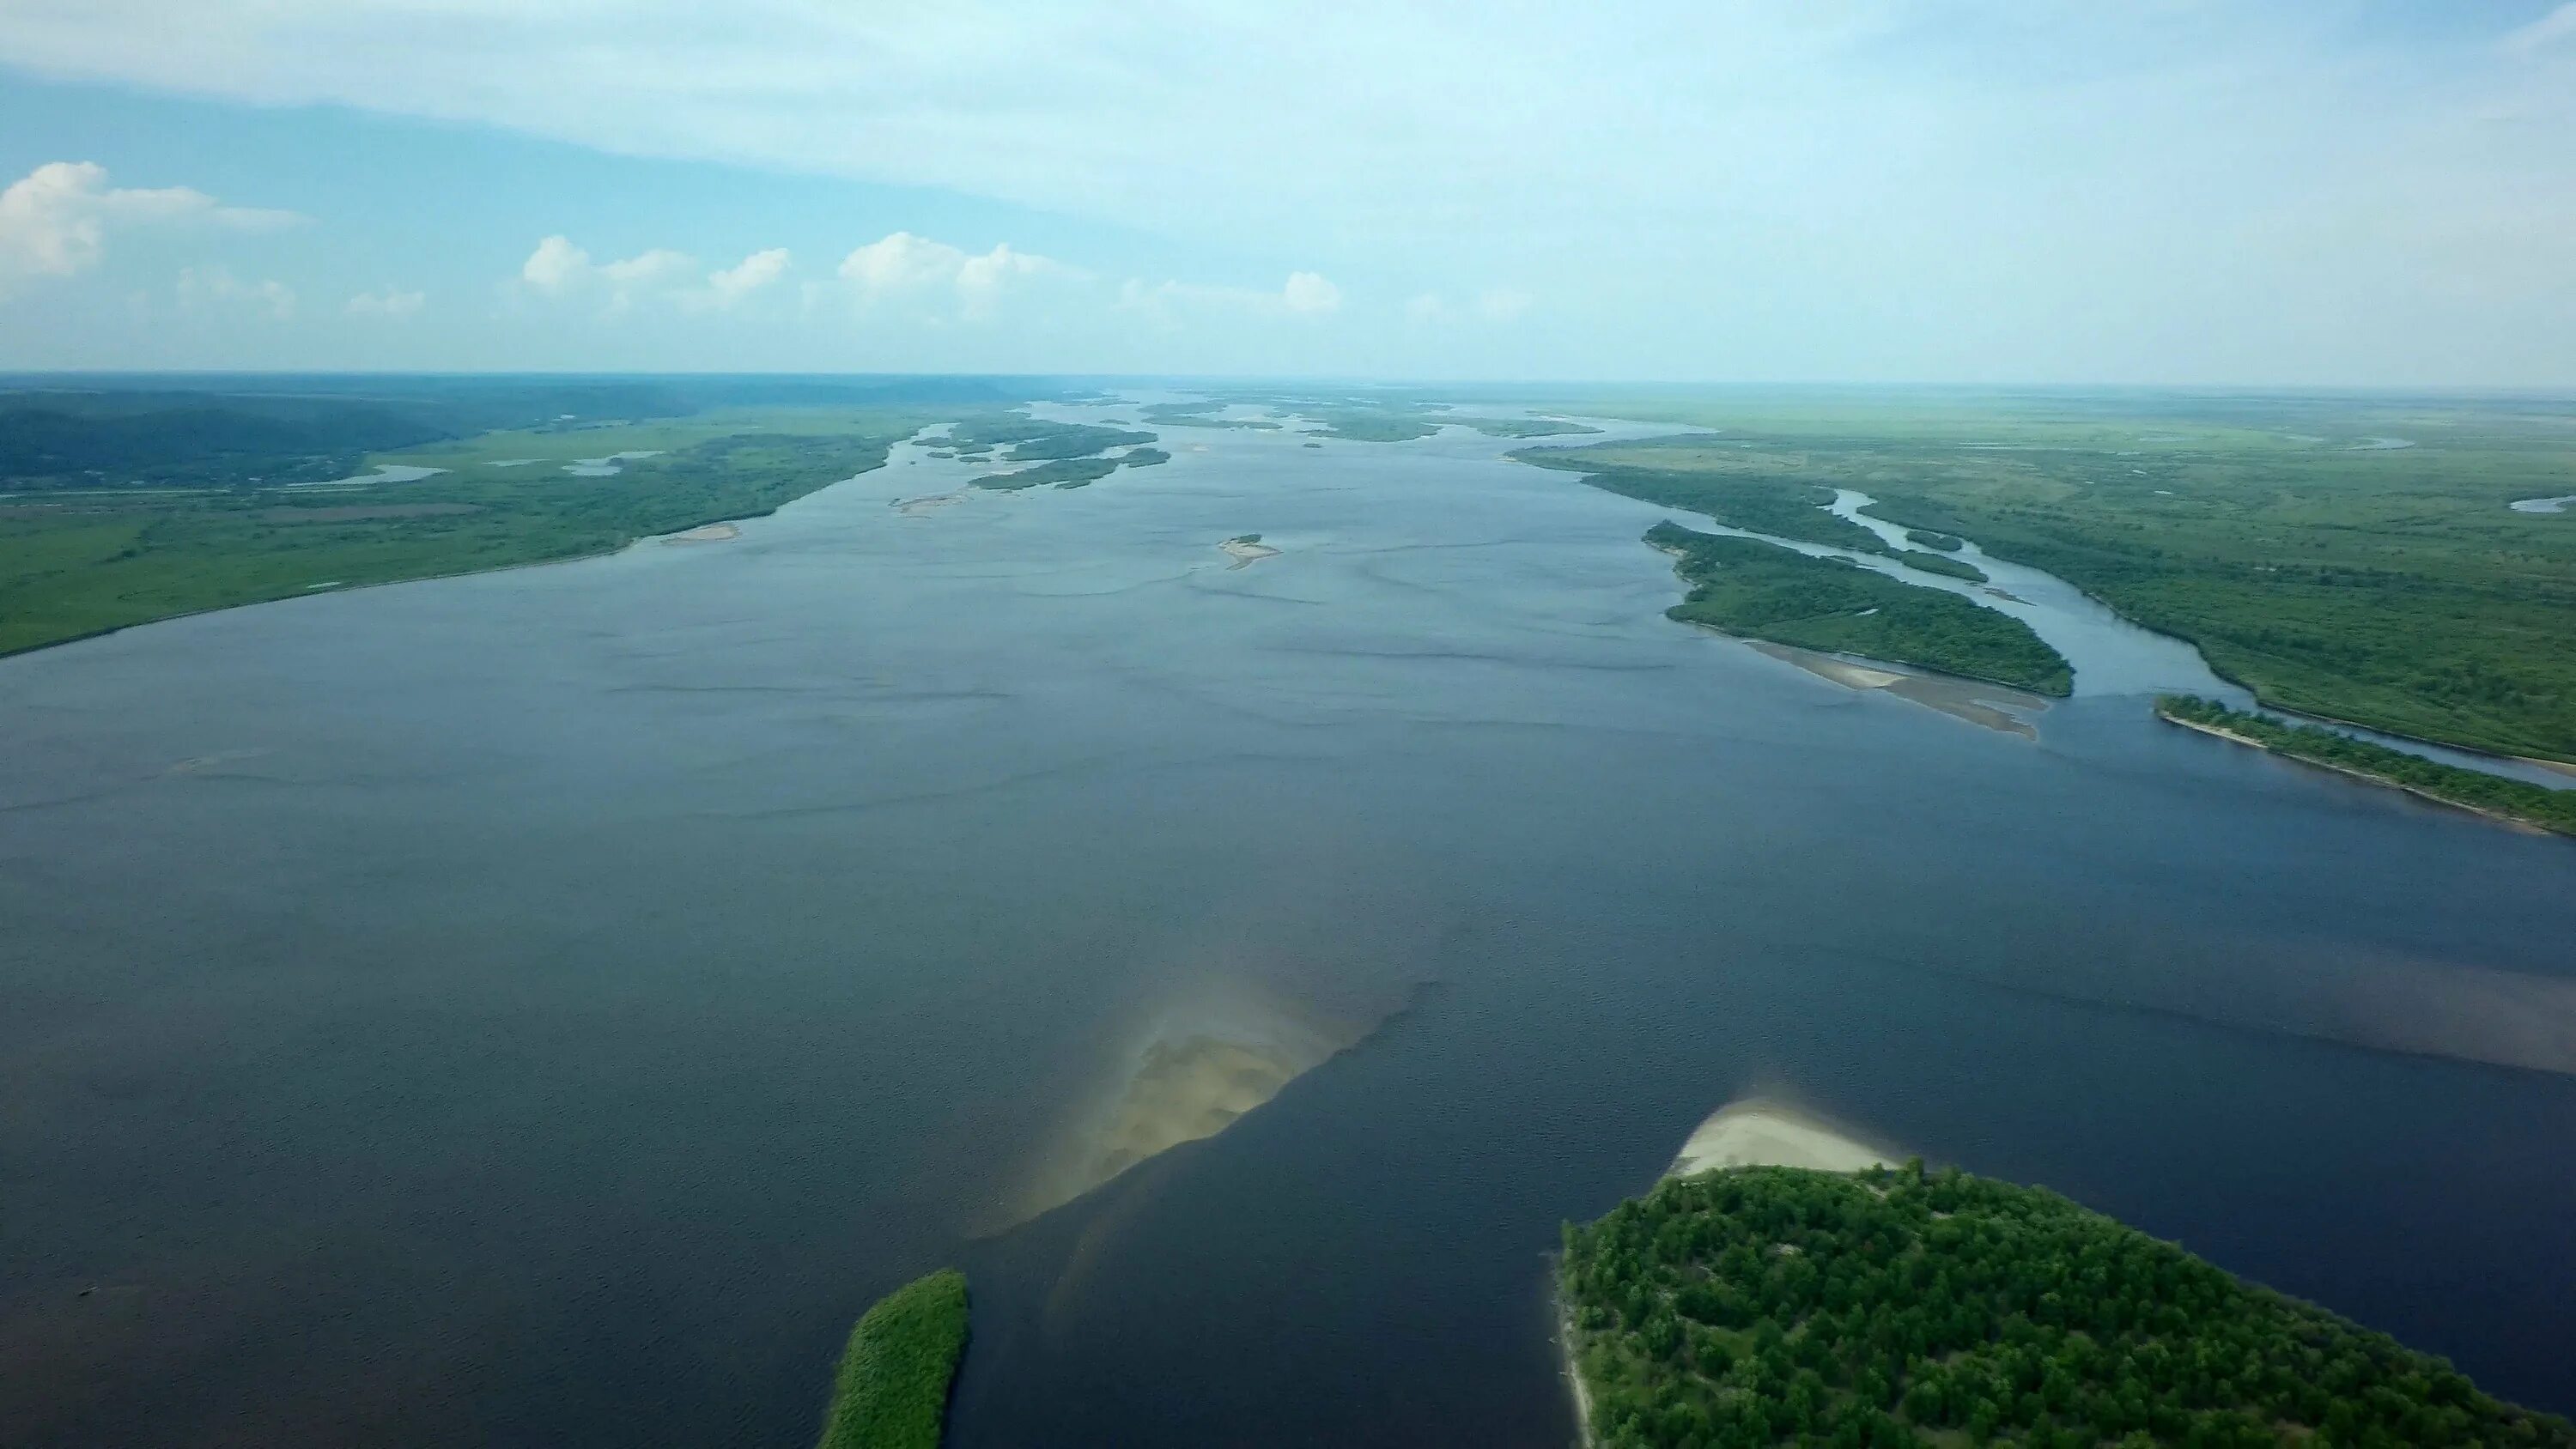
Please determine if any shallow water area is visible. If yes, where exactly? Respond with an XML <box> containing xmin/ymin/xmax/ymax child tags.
<box><xmin>3</xmin><ymin>399</ymin><xmax>2576</xmax><ymax>1448</ymax></box>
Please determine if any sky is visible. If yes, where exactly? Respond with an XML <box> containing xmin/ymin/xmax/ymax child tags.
<box><xmin>0</xmin><ymin>1</ymin><xmax>2572</xmax><ymax>385</ymax></box>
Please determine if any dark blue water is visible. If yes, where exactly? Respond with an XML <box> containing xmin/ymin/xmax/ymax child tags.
<box><xmin>3</xmin><ymin>413</ymin><xmax>2573</xmax><ymax>1447</ymax></box>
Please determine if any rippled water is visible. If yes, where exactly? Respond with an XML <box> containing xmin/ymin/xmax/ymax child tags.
<box><xmin>4</xmin><ymin>408</ymin><xmax>2574</xmax><ymax>1447</ymax></box>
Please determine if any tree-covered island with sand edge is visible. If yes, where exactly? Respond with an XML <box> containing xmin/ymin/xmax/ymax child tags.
<box><xmin>1558</xmin><ymin>1099</ymin><xmax>2576</xmax><ymax>1449</ymax></box>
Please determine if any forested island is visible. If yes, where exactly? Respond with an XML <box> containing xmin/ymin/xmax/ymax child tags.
<box><xmin>2158</xmin><ymin>694</ymin><xmax>2576</xmax><ymax>835</ymax></box>
<box><xmin>1647</xmin><ymin>520</ymin><xmax>2072</xmax><ymax>695</ymax></box>
<box><xmin>1562</xmin><ymin>1163</ymin><xmax>2576</xmax><ymax>1449</ymax></box>
<box><xmin>815</xmin><ymin>1269</ymin><xmax>969</xmax><ymax>1449</ymax></box>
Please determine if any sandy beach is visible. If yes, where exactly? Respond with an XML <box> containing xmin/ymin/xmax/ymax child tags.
<box><xmin>1748</xmin><ymin>640</ymin><xmax>2049</xmax><ymax>739</ymax></box>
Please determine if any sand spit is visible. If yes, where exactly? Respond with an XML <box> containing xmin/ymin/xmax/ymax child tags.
<box><xmin>659</xmin><ymin>523</ymin><xmax>739</xmax><ymax>545</ymax></box>
<box><xmin>1219</xmin><ymin>536</ymin><xmax>1280</xmax><ymax>569</ymax></box>
<box><xmin>1005</xmin><ymin>985</ymin><xmax>1377</xmax><ymax>1226</ymax></box>
<box><xmin>1666</xmin><ymin>1097</ymin><xmax>1901</xmax><ymax>1179</ymax></box>
<box><xmin>1748</xmin><ymin>640</ymin><xmax>2050</xmax><ymax>739</ymax></box>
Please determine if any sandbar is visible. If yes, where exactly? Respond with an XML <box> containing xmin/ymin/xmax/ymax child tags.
<box><xmin>1006</xmin><ymin>985</ymin><xmax>1376</xmax><ymax>1225</ymax></box>
<box><xmin>660</xmin><ymin>522</ymin><xmax>739</xmax><ymax>544</ymax></box>
<box><xmin>1219</xmin><ymin>536</ymin><xmax>1280</xmax><ymax>569</ymax></box>
<box><xmin>1665</xmin><ymin>1096</ymin><xmax>1900</xmax><ymax>1179</ymax></box>
<box><xmin>1749</xmin><ymin>640</ymin><xmax>2050</xmax><ymax>739</ymax></box>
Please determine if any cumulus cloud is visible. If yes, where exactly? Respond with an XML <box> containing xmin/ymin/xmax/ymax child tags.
<box><xmin>0</xmin><ymin>160</ymin><xmax>299</xmax><ymax>296</ymax></box>
<box><xmin>831</xmin><ymin>232</ymin><xmax>1072</xmax><ymax>319</ymax></box>
<box><xmin>520</xmin><ymin>233</ymin><xmax>592</xmax><ymax>293</ymax></box>
<box><xmin>346</xmin><ymin>286</ymin><xmax>425</xmax><ymax>319</ymax></box>
<box><xmin>175</xmin><ymin>264</ymin><xmax>295</xmax><ymax>319</ymax></box>
<box><xmin>519</xmin><ymin>236</ymin><xmax>791</xmax><ymax>313</ymax></box>
<box><xmin>707</xmin><ymin>246</ymin><xmax>791</xmax><ymax>307</ymax></box>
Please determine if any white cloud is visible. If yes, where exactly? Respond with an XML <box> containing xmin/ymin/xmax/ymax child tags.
<box><xmin>176</xmin><ymin>264</ymin><xmax>295</xmax><ymax>319</ymax></box>
<box><xmin>707</xmin><ymin>246</ymin><xmax>790</xmax><ymax>307</ymax></box>
<box><xmin>1475</xmin><ymin>288</ymin><xmax>1530</xmax><ymax>323</ymax></box>
<box><xmin>0</xmin><ymin>160</ymin><xmax>298</xmax><ymax>295</ymax></box>
<box><xmin>832</xmin><ymin>232</ymin><xmax>1072</xmax><ymax>319</ymax></box>
<box><xmin>521</xmin><ymin>236</ymin><xmax>778</xmax><ymax>314</ymax></box>
<box><xmin>520</xmin><ymin>233</ymin><xmax>591</xmax><ymax>293</ymax></box>
<box><xmin>1281</xmin><ymin>270</ymin><xmax>1340</xmax><ymax>314</ymax></box>
<box><xmin>346</xmin><ymin>286</ymin><xmax>425</xmax><ymax>319</ymax></box>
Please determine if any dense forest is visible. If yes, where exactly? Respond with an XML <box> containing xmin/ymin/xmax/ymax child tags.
<box><xmin>814</xmin><ymin>1269</ymin><xmax>969</xmax><ymax>1449</ymax></box>
<box><xmin>1563</xmin><ymin>1164</ymin><xmax>2576</xmax><ymax>1449</ymax></box>
<box><xmin>1647</xmin><ymin>521</ymin><xmax>2072</xmax><ymax>694</ymax></box>
<box><xmin>2158</xmin><ymin>694</ymin><xmax>2576</xmax><ymax>835</ymax></box>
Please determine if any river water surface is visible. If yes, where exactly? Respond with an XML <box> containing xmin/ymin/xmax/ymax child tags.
<box><xmin>5</xmin><ymin>404</ymin><xmax>2575</xmax><ymax>1447</ymax></box>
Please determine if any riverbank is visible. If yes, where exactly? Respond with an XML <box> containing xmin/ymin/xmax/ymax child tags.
<box><xmin>1647</xmin><ymin>520</ymin><xmax>2075</xmax><ymax>696</ymax></box>
<box><xmin>2157</xmin><ymin>695</ymin><xmax>2575</xmax><ymax>836</ymax></box>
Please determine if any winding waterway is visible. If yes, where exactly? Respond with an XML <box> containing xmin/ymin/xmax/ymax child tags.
<box><xmin>3</xmin><ymin>402</ymin><xmax>2574</xmax><ymax>1448</ymax></box>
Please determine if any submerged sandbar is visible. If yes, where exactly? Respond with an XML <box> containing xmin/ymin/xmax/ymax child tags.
<box><xmin>1664</xmin><ymin>1096</ymin><xmax>1900</xmax><ymax>1179</ymax></box>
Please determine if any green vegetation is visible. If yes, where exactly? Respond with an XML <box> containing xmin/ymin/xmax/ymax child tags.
<box><xmin>1522</xmin><ymin>395</ymin><xmax>2576</xmax><ymax>761</ymax></box>
<box><xmin>1458</xmin><ymin>416</ymin><xmax>1605</xmax><ymax>439</ymax></box>
<box><xmin>971</xmin><ymin>456</ymin><xmax>1120</xmax><ymax>490</ymax></box>
<box><xmin>1308</xmin><ymin>410</ymin><xmax>1445</xmax><ymax>442</ymax></box>
<box><xmin>970</xmin><ymin>445</ymin><xmax>1169</xmax><ymax>491</ymax></box>
<box><xmin>816</xmin><ymin>1269</ymin><xmax>969</xmax><ymax>1449</ymax></box>
<box><xmin>2158</xmin><ymin>694</ymin><xmax>2576</xmax><ymax>834</ymax></box>
<box><xmin>946</xmin><ymin>417</ymin><xmax>1154</xmax><ymax>461</ymax></box>
<box><xmin>1895</xmin><ymin>549</ymin><xmax>1987</xmax><ymax>583</ymax></box>
<box><xmin>1648</xmin><ymin>521</ymin><xmax>2072</xmax><ymax>694</ymax></box>
<box><xmin>1516</xmin><ymin>456</ymin><xmax>1892</xmax><ymax>555</ymax></box>
<box><xmin>1906</xmin><ymin>529</ymin><xmax>1965</xmax><ymax>552</ymax></box>
<box><xmin>0</xmin><ymin>414</ymin><xmax>936</xmax><ymax>657</ymax></box>
<box><xmin>1563</xmin><ymin>1163</ymin><xmax>2574</xmax><ymax>1449</ymax></box>
<box><xmin>1140</xmin><ymin>401</ymin><xmax>1279</xmax><ymax>430</ymax></box>
<box><xmin>1229</xmin><ymin>533</ymin><xmax>1263</xmax><ymax>545</ymax></box>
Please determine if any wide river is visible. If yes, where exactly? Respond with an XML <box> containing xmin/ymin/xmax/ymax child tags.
<box><xmin>5</xmin><ymin>403</ymin><xmax>2575</xmax><ymax>1447</ymax></box>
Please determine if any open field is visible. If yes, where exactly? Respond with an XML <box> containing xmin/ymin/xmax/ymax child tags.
<box><xmin>1521</xmin><ymin>392</ymin><xmax>2576</xmax><ymax>761</ymax></box>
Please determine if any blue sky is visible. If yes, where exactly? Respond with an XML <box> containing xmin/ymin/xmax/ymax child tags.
<box><xmin>2</xmin><ymin>2</ymin><xmax>2572</xmax><ymax>384</ymax></box>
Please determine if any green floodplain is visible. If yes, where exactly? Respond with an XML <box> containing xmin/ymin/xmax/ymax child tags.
<box><xmin>814</xmin><ymin>1270</ymin><xmax>969</xmax><ymax>1449</ymax></box>
<box><xmin>9</xmin><ymin>381</ymin><xmax>2576</xmax><ymax>776</ymax></box>
<box><xmin>1563</xmin><ymin>1163</ymin><xmax>2576</xmax><ymax>1449</ymax></box>
<box><xmin>2159</xmin><ymin>694</ymin><xmax>2576</xmax><ymax>836</ymax></box>
<box><xmin>1515</xmin><ymin>392</ymin><xmax>2576</xmax><ymax>765</ymax></box>
<box><xmin>1646</xmin><ymin>520</ymin><xmax>2073</xmax><ymax>696</ymax></box>
<box><xmin>0</xmin><ymin>381</ymin><xmax>1151</xmax><ymax>657</ymax></box>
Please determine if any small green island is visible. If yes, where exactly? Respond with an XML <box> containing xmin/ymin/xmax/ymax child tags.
<box><xmin>2157</xmin><ymin>694</ymin><xmax>2576</xmax><ymax>836</ymax></box>
<box><xmin>1647</xmin><ymin>520</ymin><xmax>2073</xmax><ymax>696</ymax></box>
<box><xmin>1563</xmin><ymin>1161</ymin><xmax>2575</xmax><ymax>1449</ymax></box>
<box><xmin>815</xmin><ymin>1269</ymin><xmax>969</xmax><ymax>1449</ymax></box>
